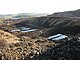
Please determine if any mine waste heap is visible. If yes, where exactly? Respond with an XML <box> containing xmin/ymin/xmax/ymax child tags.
<box><xmin>31</xmin><ymin>37</ymin><xmax>80</xmax><ymax>60</ymax></box>
<box><xmin>1</xmin><ymin>9</ymin><xmax>80</xmax><ymax>60</ymax></box>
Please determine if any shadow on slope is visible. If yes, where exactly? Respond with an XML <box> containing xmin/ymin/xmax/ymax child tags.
<box><xmin>26</xmin><ymin>37</ymin><xmax>80</xmax><ymax>60</ymax></box>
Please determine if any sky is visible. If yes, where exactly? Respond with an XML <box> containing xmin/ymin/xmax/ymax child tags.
<box><xmin>0</xmin><ymin>0</ymin><xmax>80</xmax><ymax>14</ymax></box>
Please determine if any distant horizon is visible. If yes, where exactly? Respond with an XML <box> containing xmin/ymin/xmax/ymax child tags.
<box><xmin>0</xmin><ymin>0</ymin><xmax>80</xmax><ymax>14</ymax></box>
<box><xmin>1</xmin><ymin>9</ymin><xmax>80</xmax><ymax>15</ymax></box>
<box><xmin>0</xmin><ymin>12</ymin><xmax>50</xmax><ymax>15</ymax></box>
<box><xmin>0</xmin><ymin>9</ymin><xmax>80</xmax><ymax>15</ymax></box>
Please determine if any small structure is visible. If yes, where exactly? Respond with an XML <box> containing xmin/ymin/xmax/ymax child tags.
<box><xmin>48</xmin><ymin>34</ymin><xmax>62</xmax><ymax>40</ymax></box>
<box><xmin>21</xmin><ymin>29</ymin><xmax>37</xmax><ymax>33</ymax></box>
<box><xmin>20</xmin><ymin>27</ymin><xmax>30</xmax><ymax>31</ymax></box>
<box><xmin>10</xmin><ymin>29</ymin><xmax>20</xmax><ymax>32</ymax></box>
<box><xmin>48</xmin><ymin>34</ymin><xmax>68</xmax><ymax>42</ymax></box>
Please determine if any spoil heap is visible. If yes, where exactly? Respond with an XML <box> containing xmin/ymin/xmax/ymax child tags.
<box><xmin>0</xmin><ymin>30</ymin><xmax>55</xmax><ymax>60</ymax></box>
<box><xmin>0</xmin><ymin>30</ymin><xmax>19</xmax><ymax>44</ymax></box>
<box><xmin>34</xmin><ymin>37</ymin><xmax>80</xmax><ymax>60</ymax></box>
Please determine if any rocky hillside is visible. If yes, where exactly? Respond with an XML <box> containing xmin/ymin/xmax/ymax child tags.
<box><xmin>0</xmin><ymin>30</ymin><xmax>19</xmax><ymax>44</ymax></box>
<box><xmin>10</xmin><ymin>9</ymin><xmax>80</xmax><ymax>60</ymax></box>
<box><xmin>0</xmin><ymin>30</ymin><xmax>55</xmax><ymax>60</ymax></box>
<box><xmin>31</xmin><ymin>37</ymin><xmax>80</xmax><ymax>60</ymax></box>
<box><xmin>15</xmin><ymin>16</ymin><xmax>80</xmax><ymax>37</ymax></box>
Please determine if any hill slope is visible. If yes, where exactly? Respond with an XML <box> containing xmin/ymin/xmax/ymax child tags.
<box><xmin>15</xmin><ymin>9</ymin><xmax>80</xmax><ymax>36</ymax></box>
<box><xmin>0</xmin><ymin>30</ymin><xmax>19</xmax><ymax>44</ymax></box>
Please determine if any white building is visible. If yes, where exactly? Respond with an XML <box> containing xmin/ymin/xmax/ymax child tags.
<box><xmin>48</xmin><ymin>34</ymin><xmax>68</xmax><ymax>41</ymax></box>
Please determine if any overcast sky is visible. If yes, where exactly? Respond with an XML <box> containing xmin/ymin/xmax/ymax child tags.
<box><xmin>0</xmin><ymin>0</ymin><xmax>80</xmax><ymax>14</ymax></box>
